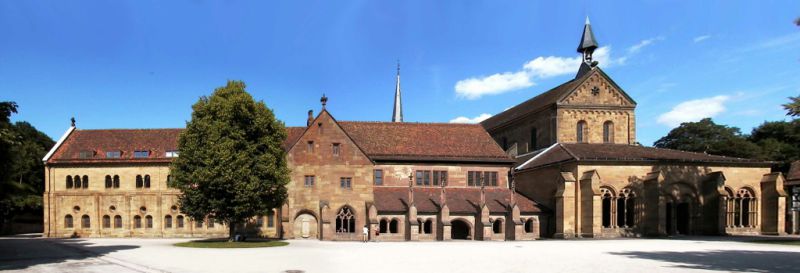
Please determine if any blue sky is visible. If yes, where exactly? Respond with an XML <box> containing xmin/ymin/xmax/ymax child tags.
<box><xmin>2</xmin><ymin>1</ymin><xmax>798</xmax><ymax>146</ymax></box>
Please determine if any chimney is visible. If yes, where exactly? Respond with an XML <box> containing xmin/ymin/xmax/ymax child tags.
<box><xmin>307</xmin><ymin>110</ymin><xmax>314</xmax><ymax>127</ymax></box>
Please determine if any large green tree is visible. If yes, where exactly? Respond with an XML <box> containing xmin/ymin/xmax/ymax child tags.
<box><xmin>654</xmin><ymin>118</ymin><xmax>761</xmax><ymax>159</ymax></box>
<box><xmin>749</xmin><ymin>119</ymin><xmax>800</xmax><ymax>172</ymax></box>
<box><xmin>784</xmin><ymin>96</ymin><xmax>800</xmax><ymax>117</ymax></box>
<box><xmin>169</xmin><ymin>81</ymin><xmax>290</xmax><ymax>240</ymax></box>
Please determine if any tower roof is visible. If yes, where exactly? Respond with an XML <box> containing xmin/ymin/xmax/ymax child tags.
<box><xmin>577</xmin><ymin>17</ymin><xmax>599</xmax><ymax>53</ymax></box>
<box><xmin>392</xmin><ymin>62</ymin><xmax>403</xmax><ymax>122</ymax></box>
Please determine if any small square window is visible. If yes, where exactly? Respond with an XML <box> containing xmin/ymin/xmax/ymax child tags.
<box><xmin>304</xmin><ymin>175</ymin><xmax>315</xmax><ymax>187</ymax></box>
<box><xmin>134</xmin><ymin>150</ymin><xmax>150</xmax><ymax>158</ymax></box>
<box><xmin>373</xmin><ymin>169</ymin><xmax>383</xmax><ymax>185</ymax></box>
<box><xmin>340</xmin><ymin>177</ymin><xmax>352</xmax><ymax>189</ymax></box>
<box><xmin>106</xmin><ymin>151</ymin><xmax>121</xmax><ymax>158</ymax></box>
<box><xmin>165</xmin><ymin>150</ymin><xmax>179</xmax><ymax>158</ymax></box>
<box><xmin>307</xmin><ymin>141</ymin><xmax>314</xmax><ymax>153</ymax></box>
<box><xmin>332</xmin><ymin>143</ymin><xmax>340</xmax><ymax>157</ymax></box>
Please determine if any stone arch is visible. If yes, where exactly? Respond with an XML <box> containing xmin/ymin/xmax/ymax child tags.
<box><xmin>663</xmin><ymin>182</ymin><xmax>699</xmax><ymax>235</ymax></box>
<box><xmin>293</xmin><ymin>211</ymin><xmax>318</xmax><ymax>239</ymax></box>
<box><xmin>334</xmin><ymin>205</ymin><xmax>356</xmax><ymax>234</ymax></box>
<box><xmin>492</xmin><ymin>218</ymin><xmax>504</xmax><ymax>234</ymax></box>
<box><xmin>450</xmin><ymin>218</ymin><xmax>472</xmax><ymax>240</ymax></box>
<box><xmin>389</xmin><ymin>218</ymin><xmax>399</xmax><ymax>234</ymax></box>
<box><xmin>423</xmin><ymin>218</ymin><xmax>433</xmax><ymax>234</ymax></box>
<box><xmin>600</xmin><ymin>186</ymin><xmax>615</xmax><ymax>228</ymax></box>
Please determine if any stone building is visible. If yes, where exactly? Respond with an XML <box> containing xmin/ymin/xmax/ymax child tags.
<box><xmin>481</xmin><ymin>19</ymin><xmax>788</xmax><ymax>238</ymax></box>
<box><xmin>786</xmin><ymin>161</ymin><xmax>800</xmax><ymax>234</ymax></box>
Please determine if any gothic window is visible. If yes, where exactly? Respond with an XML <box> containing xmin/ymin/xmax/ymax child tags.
<box><xmin>389</xmin><ymin>218</ymin><xmax>399</xmax><ymax>234</ymax></box>
<box><xmin>64</xmin><ymin>215</ymin><xmax>73</xmax><ymax>228</ymax></box>
<box><xmin>113</xmin><ymin>175</ymin><xmax>120</xmax><ymax>188</ymax></box>
<box><xmin>492</xmin><ymin>218</ymin><xmax>503</xmax><ymax>234</ymax></box>
<box><xmin>165</xmin><ymin>215</ymin><xmax>173</xmax><ymax>228</ymax></box>
<box><xmin>114</xmin><ymin>215</ymin><xmax>122</xmax><ymax>228</ymax></box>
<box><xmin>144</xmin><ymin>175</ymin><xmax>151</xmax><ymax>188</ymax></box>
<box><xmin>74</xmin><ymin>175</ymin><xmax>82</xmax><ymax>189</ymax></box>
<box><xmin>423</xmin><ymin>219</ymin><xmax>433</xmax><ymax>234</ymax></box>
<box><xmin>81</xmin><ymin>215</ymin><xmax>90</xmax><ymax>228</ymax></box>
<box><xmin>373</xmin><ymin>170</ymin><xmax>383</xmax><ymax>185</ymax></box>
<box><xmin>730</xmin><ymin>188</ymin><xmax>757</xmax><ymax>228</ymax></box>
<box><xmin>102</xmin><ymin>215</ymin><xmax>111</xmax><ymax>228</ymax></box>
<box><xmin>603</xmin><ymin>121</ymin><xmax>614</xmax><ymax>143</ymax></box>
<box><xmin>379</xmin><ymin>218</ymin><xmax>388</xmax><ymax>233</ymax></box>
<box><xmin>105</xmin><ymin>175</ymin><xmax>112</xmax><ymax>188</ymax></box>
<box><xmin>335</xmin><ymin>206</ymin><xmax>356</xmax><ymax>233</ymax></box>
<box><xmin>66</xmin><ymin>176</ymin><xmax>73</xmax><ymax>189</ymax></box>
<box><xmin>136</xmin><ymin>175</ymin><xmax>143</xmax><ymax>188</ymax></box>
<box><xmin>145</xmin><ymin>215</ymin><xmax>153</xmax><ymax>228</ymax></box>
<box><xmin>134</xmin><ymin>215</ymin><xmax>142</xmax><ymax>229</ymax></box>
<box><xmin>617</xmin><ymin>188</ymin><xmax>636</xmax><ymax>228</ymax></box>
<box><xmin>577</xmin><ymin>121</ymin><xmax>588</xmax><ymax>143</ymax></box>
<box><xmin>601</xmin><ymin>187</ymin><xmax>614</xmax><ymax>228</ymax></box>
<box><xmin>530</xmin><ymin>127</ymin><xmax>538</xmax><ymax>151</ymax></box>
<box><xmin>82</xmin><ymin>175</ymin><xmax>88</xmax><ymax>188</ymax></box>
<box><xmin>176</xmin><ymin>216</ymin><xmax>184</xmax><ymax>228</ymax></box>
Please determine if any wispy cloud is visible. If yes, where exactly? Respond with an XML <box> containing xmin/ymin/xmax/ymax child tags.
<box><xmin>740</xmin><ymin>32</ymin><xmax>800</xmax><ymax>53</ymax></box>
<box><xmin>449</xmin><ymin>113</ymin><xmax>492</xmax><ymax>124</ymax></box>
<box><xmin>693</xmin><ymin>35</ymin><xmax>711</xmax><ymax>43</ymax></box>
<box><xmin>454</xmin><ymin>46</ymin><xmax>626</xmax><ymax>100</ymax></box>
<box><xmin>657</xmin><ymin>95</ymin><xmax>730</xmax><ymax>127</ymax></box>
<box><xmin>628</xmin><ymin>36</ymin><xmax>664</xmax><ymax>54</ymax></box>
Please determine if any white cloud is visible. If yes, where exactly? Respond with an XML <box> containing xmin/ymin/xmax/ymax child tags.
<box><xmin>657</xmin><ymin>95</ymin><xmax>730</xmax><ymax>127</ymax></box>
<box><xmin>693</xmin><ymin>35</ymin><xmax>711</xmax><ymax>43</ymax></box>
<box><xmin>449</xmin><ymin>113</ymin><xmax>492</xmax><ymax>124</ymax></box>
<box><xmin>628</xmin><ymin>37</ymin><xmax>664</xmax><ymax>54</ymax></box>
<box><xmin>454</xmin><ymin>46</ymin><xmax>626</xmax><ymax>100</ymax></box>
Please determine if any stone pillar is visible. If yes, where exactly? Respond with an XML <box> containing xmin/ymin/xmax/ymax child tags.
<box><xmin>554</xmin><ymin>172</ymin><xmax>576</xmax><ymax>238</ymax></box>
<box><xmin>368</xmin><ymin>204</ymin><xmax>378</xmax><ymax>241</ymax></box>
<box><xmin>760</xmin><ymin>173</ymin><xmax>788</xmax><ymax>235</ymax></box>
<box><xmin>319</xmin><ymin>202</ymin><xmax>331</xmax><ymax>240</ymax></box>
<box><xmin>480</xmin><ymin>204</ymin><xmax>492</xmax><ymax>240</ymax></box>
<box><xmin>643</xmin><ymin>171</ymin><xmax>666</xmax><ymax>236</ymax></box>
<box><xmin>440</xmin><ymin>204</ymin><xmax>451</xmax><ymax>241</ymax></box>
<box><xmin>407</xmin><ymin>205</ymin><xmax>419</xmax><ymax>241</ymax></box>
<box><xmin>579</xmin><ymin>170</ymin><xmax>602</xmax><ymax>238</ymax></box>
<box><xmin>509</xmin><ymin>204</ymin><xmax>522</xmax><ymax>240</ymax></box>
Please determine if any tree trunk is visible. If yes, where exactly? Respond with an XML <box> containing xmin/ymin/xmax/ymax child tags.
<box><xmin>228</xmin><ymin>222</ymin><xmax>236</xmax><ymax>242</ymax></box>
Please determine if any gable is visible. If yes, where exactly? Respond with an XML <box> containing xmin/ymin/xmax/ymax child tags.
<box><xmin>558</xmin><ymin>69</ymin><xmax>636</xmax><ymax>107</ymax></box>
<box><xmin>287</xmin><ymin>110</ymin><xmax>372</xmax><ymax>165</ymax></box>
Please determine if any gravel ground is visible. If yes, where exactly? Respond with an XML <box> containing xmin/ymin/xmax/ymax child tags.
<box><xmin>2</xmin><ymin>234</ymin><xmax>800</xmax><ymax>273</ymax></box>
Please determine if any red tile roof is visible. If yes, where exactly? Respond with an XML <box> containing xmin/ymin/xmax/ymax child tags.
<box><xmin>372</xmin><ymin>187</ymin><xmax>543</xmax><ymax>214</ymax></box>
<box><xmin>284</xmin><ymin>127</ymin><xmax>306</xmax><ymax>150</ymax></box>
<box><xmin>48</xmin><ymin>129</ymin><xmax>181</xmax><ymax>164</ymax></box>
<box><xmin>517</xmin><ymin>143</ymin><xmax>773</xmax><ymax>170</ymax></box>
<box><xmin>339</xmin><ymin>121</ymin><xmax>512</xmax><ymax>163</ymax></box>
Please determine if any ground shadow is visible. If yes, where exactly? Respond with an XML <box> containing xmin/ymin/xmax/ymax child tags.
<box><xmin>610</xmin><ymin>249</ymin><xmax>800</xmax><ymax>273</ymax></box>
<box><xmin>0</xmin><ymin>234</ymin><xmax>140</xmax><ymax>271</ymax></box>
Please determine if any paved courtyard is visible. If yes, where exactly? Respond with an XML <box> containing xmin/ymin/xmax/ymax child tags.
<box><xmin>1</xmin><ymin>234</ymin><xmax>800</xmax><ymax>273</ymax></box>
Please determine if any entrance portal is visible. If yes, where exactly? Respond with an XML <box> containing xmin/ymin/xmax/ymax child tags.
<box><xmin>451</xmin><ymin>219</ymin><xmax>471</xmax><ymax>240</ymax></box>
<box><xmin>293</xmin><ymin>213</ymin><xmax>317</xmax><ymax>239</ymax></box>
<box><xmin>676</xmin><ymin>203</ymin><xmax>690</xmax><ymax>235</ymax></box>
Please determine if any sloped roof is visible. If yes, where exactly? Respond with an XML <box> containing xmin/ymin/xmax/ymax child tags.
<box><xmin>517</xmin><ymin>143</ymin><xmax>773</xmax><ymax>171</ymax></box>
<box><xmin>372</xmin><ymin>187</ymin><xmax>543</xmax><ymax>214</ymax></box>
<box><xmin>284</xmin><ymin>127</ymin><xmax>306</xmax><ymax>150</ymax></box>
<box><xmin>338</xmin><ymin>121</ymin><xmax>512</xmax><ymax>163</ymax></box>
<box><xmin>787</xmin><ymin>161</ymin><xmax>800</xmax><ymax>184</ymax></box>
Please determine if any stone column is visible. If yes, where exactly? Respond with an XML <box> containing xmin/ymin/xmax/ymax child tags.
<box><xmin>440</xmin><ymin>204</ymin><xmax>451</xmax><ymax>241</ymax></box>
<box><xmin>579</xmin><ymin>170</ymin><xmax>602</xmax><ymax>238</ymax></box>
<box><xmin>554</xmin><ymin>172</ymin><xmax>576</xmax><ymax>239</ymax></box>
<box><xmin>643</xmin><ymin>171</ymin><xmax>666</xmax><ymax>236</ymax></box>
<box><xmin>760</xmin><ymin>173</ymin><xmax>788</xmax><ymax>235</ymax></box>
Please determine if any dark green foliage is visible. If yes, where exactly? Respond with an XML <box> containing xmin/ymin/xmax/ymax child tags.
<box><xmin>748</xmin><ymin>120</ymin><xmax>800</xmax><ymax>173</ymax></box>
<box><xmin>169</xmin><ymin>81</ymin><xmax>290</xmax><ymax>238</ymax></box>
<box><xmin>654</xmin><ymin>118</ymin><xmax>761</xmax><ymax>159</ymax></box>
<box><xmin>784</xmin><ymin>96</ymin><xmax>800</xmax><ymax>117</ymax></box>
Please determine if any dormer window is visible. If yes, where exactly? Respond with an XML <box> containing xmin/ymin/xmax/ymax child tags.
<box><xmin>134</xmin><ymin>150</ymin><xmax>150</xmax><ymax>158</ymax></box>
<box><xmin>78</xmin><ymin>150</ymin><xmax>94</xmax><ymax>159</ymax></box>
<box><xmin>106</xmin><ymin>151</ymin><xmax>122</xmax><ymax>158</ymax></box>
<box><xmin>165</xmin><ymin>150</ymin><xmax>179</xmax><ymax>158</ymax></box>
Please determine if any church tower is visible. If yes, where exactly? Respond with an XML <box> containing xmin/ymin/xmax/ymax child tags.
<box><xmin>392</xmin><ymin>62</ymin><xmax>403</xmax><ymax>122</ymax></box>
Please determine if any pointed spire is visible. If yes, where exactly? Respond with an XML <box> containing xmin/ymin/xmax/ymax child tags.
<box><xmin>391</xmin><ymin>61</ymin><xmax>403</xmax><ymax>122</ymax></box>
<box><xmin>577</xmin><ymin>16</ymin><xmax>599</xmax><ymax>63</ymax></box>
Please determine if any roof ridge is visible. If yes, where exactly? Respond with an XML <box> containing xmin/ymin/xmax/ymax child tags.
<box><xmin>339</xmin><ymin>121</ymin><xmax>482</xmax><ymax>126</ymax></box>
<box><xmin>77</xmin><ymin>128</ymin><xmax>183</xmax><ymax>131</ymax></box>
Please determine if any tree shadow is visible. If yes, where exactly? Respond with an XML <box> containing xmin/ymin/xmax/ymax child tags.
<box><xmin>0</xmin><ymin>234</ymin><xmax>139</xmax><ymax>271</ymax></box>
<box><xmin>610</xmin><ymin>249</ymin><xmax>800</xmax><ymax>273</ymax></box>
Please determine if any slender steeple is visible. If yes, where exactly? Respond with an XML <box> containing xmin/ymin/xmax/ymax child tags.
<box><xmin>577</xmin><ymin>17</ymin><xmax>599</xmax><ymax>64</ymax></box>
<box><xmin>391</xmin><ymin>61</ymin><xmax>403</xmax><ymax>122</ymax></box>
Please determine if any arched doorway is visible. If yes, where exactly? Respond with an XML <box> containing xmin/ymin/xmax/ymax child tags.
<box><xmin>664</xmin><ymin>182</ymin><xmax>698</xmax><ymax>236</ymax></box>
<box><xmin>293</xmin><ymin>213</ymin><xmax>317</xmax><ymax>239</ymax></box>
<box><xmin>676</xmin><ymin>203</ymin><xmax>690</xmax><ymax>235</ymax></box>
<box><xmin>451</xmin><ymin>219</ymin><xmax>471</xmax><ymax>240</ymax></box>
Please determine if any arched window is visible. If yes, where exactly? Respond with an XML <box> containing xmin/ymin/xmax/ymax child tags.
<box><xmin>145</xmin><ymin>215</ymin><xmax>153</xmax><ymax>228</ymax></box>
<box><xmin>524</xmin><ymin>218</ymin><xmax>534</xmax><ymax>233</ymax></box>
<box><xmin>603</xmin><ymin>121</ymin><xmax>614</xmax><ymax>143</ymax></box>
<box><xmin>74</xmin><ymin>175</ymin><xmax>82</xmax><ymax>189</ymax></box>
<box><xmin>335</xmin><ymin>206</ymin><xmax>356</xmax><ymax>233</ymax></box>
<box><xmin>144</xmin><ymin>175</ymin><xmax>151</xmax><ymax>188</ymax></box>
<box><xmin>177</xmin><ymin>215</ymin><xmax>184</xmax><ymax>228</ymax></box>
<box><xmin>577</xmin><ymin>121</ymin><xmax>588</xmax><ymax>143</ymax></box>
<box><xmin>733</xmin><ymin>188</ymin><xmax>757</xmax><ymax>228</ymax></box>
<box><xmin>64</xmin><ymin>215</ymin><xmax>73</xmax><ymax>228</ymax></box>
<box><xmin>389</xmin><ymin>218</ymin><xmax>399</xmax><ymax>234</ymax></box>
<box><xmin>82</xmin><ymin>175</ymin><xmax>89</xmax><ymax>188</ymax></box>
<box><xmin>600</xmin><ymin>187</ymin><xmax>614</xmax><ymax>228</ymax></box>
<box><xmin>134</xmin><ymin>215</ymin><xmax>142</xmax><ymax>229</ymax></box>
<box><xmin>136</xmin><ymin>175</ymin><xmax>143</xmax><ymax>188</ymax></box>
<box><xmin>492</xmin><ymin>218</ymin><xmax>503</xmax><ymax>234</ymax></box>
<box><xmin>102</xmin><ymin>215</ymin><xmax>111</xmax><ymax>228</ymax></box>
<box><xmin>164</xmin><ymin>215</ymin><xmax>172</xmax><ymax>228</ymax></box>
<box><xmin>114</xmin><ymin>215</ymin><xmax>122</xmax><ymax>228</ymax></box>
<box><xmin>113</xmin><ymin>175</ymin><xmax>120</xmax><ymax>188</ymax></box>
<box><xmin>81</xmin><ymin>215</ymin><xmax>90</xmax><ymax>228</ymax></box>
<box><xmin>617</xmin><ymin>188</ymin><xmax>636</xmax><ymax>228</ymax></box>
<box><xmin>530</xmin><ymin>127</ymin><xmax>538</xmax><ymax>151</ymax></box>
<box><xmin>379</xmin><ymin>218</ymin><xmax>388</xmax><ymax>233</ymax></box>
<box><xmin>105</xmin><ymin>175</ymin><xmax>112</xmax><ymax>188</ymax></box>
<box><xmin>66</xmin><ymin>176</ymin><xmax>73</xmax><ymax>189</ymax></box>
<box><xmin>424</xmin><ymin>219</ymin><xmax>433</xmax><ymax>234</ymax></box>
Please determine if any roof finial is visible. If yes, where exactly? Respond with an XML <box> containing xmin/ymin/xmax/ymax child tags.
<box><xmin>70</xmin><ymin>117</ymin><xmax>76</xmax><ymax>127</ymax></box>
<box><xmin>585</xmin><ymin>16</ymin><xmax>590</xmax><ymax>25</ymax></box>
<box><xmin>392</xmin><ymin>61</ymin><xmax>404</xmax><ymax>122</ymax></box>
<box><xmin>320</xmin><ymin>94</ymin><xmax>328</xmax><ymax>109</ymax></box>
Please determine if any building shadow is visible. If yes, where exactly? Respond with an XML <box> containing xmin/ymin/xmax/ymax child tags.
<box><xmin>610</xmin><ymin>249</ymin><xmax>800</xmax><ymax>273</ymax></box>
<box><xmin>0</xmin><ymin>234</ymin><xmax>139</xmax><ymax>271</ymax></box>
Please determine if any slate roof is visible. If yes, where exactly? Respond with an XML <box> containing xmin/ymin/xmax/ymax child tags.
<box><xmin>517</xmin><ymin>143</ymin><xmax>773</xmax><ymax>171</ymax></box>
<box><xmin>372</xmin><ymin>187</ymin><xmax>543</xmax><ymax>214</ymax></box>
<box><xmin>787</xmin><ymin>161</ymin><xmax>800</xmax><ymax>185</ymax></box>
<box><xmin>338</xmin><ymin>121</ymin><xmax>512</xmax><ymax>163</ymax></box>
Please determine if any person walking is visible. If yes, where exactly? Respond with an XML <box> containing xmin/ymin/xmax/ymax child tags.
<box><xmin>362</xmin><ymin>225</ymin><xmax>369</xmax><ymax>242</ymax></box>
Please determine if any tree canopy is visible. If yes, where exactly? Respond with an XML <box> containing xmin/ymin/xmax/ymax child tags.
<box><xmin>169</xmin><ymin>81</ymin><xmax>290</xmax><ymax>239</ymax></box>
<box><xmin>654</xmin><ymin>118</ymin><xmax>761</xmax><ymax>159</ymax></box>
<box><xmin>784</xmin><ymin>96</ymin><xmax>800</xmax><ymax>117</ymax></box>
